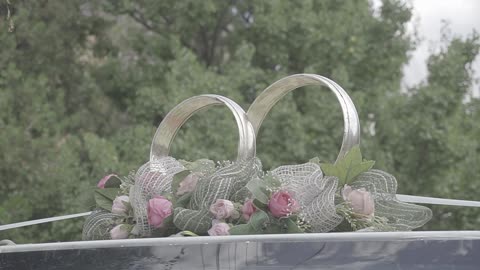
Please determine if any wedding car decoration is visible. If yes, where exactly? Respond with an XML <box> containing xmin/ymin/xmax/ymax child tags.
<box><xmin>82</xmin><ymin>74</ymin><xmax>432</xmax><ymax>240</ymax></box>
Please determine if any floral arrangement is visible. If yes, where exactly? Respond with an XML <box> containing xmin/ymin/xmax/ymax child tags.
<box><xmin>83</xmin><ymin>146</ymin><xmax>432</xmax><ymax>240</ymax></box>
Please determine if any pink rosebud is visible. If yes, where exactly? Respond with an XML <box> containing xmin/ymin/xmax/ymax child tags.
<box><xmin>111</xmin><ymin>195</ymin><xmax>129</xmax><ymax>215</ymax></box>
<box><xmin>110</xmin><ymin>224</ymin><xmax>129</xmax><ymax>239</ymax></box>
<box><xmin>242</xmin><ymin>199</ymin><xmax>256</xmax><ymax>221</ymax></box>
<box><xmin>147</xmin><ymin>196</ymin><xmax>173</xmax><ymax>228</ymax></box>
<box><xmin>342</xmin><ymin>185</ymin><xmax>375</xmax><ymax>218</ymax></box>
<box><xmin>268</xmin><ymin>190</ymin><xmax>300</xmax><ymax>218</ymax></box>
<box><xmin>97</xmin><ymin>174</ymin><xmax>117</xmax><ymax>189</ymax></box>
<box><xmin>176</xmin><ymin>173</ymin><xmax>199</xmax><ymax>196</ymax></box>
<box><xmin>207</xmin><ymin>220</ymin><xmax>230</xmax><ymax>236</ymax></box>
<box><xmin>209</xmin><ymin>199</ymin><xmax>234</xmax><ymax>220</ymax></box>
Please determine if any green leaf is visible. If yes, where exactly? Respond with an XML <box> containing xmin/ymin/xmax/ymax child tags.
<box><xmin>246</xmin><ymin>178</ymin><xmax>269</xmax><ymax>204</ymax></box>
<box><xmin>95</xmin><ymin>188</ymin><xmax>120</xmax><ymax>201</ymax></box>
<box><xmin>151</xmin><ymin>214</ymin><xmax>177</xmax><ymax>237</ymax></box>
<box><xmin>309</xmin><ymin>157</ymin><xmax>321</xmax><ymax>165</ymax></box>
<box><xmin>120</xmin><ymin>224</ymin><xmax>134</xmax><ymax>232</ymax></box>
<box><xmin>171</xmin><ymin>170</ymin><xmax>191</xmax><ymax>196</ymax></box>
<box><xmin>94</xmin><ymin>188</ymin><xmax>120</xmax><ymax>211</ymax></box>
<box><xmin>252</xmin><ymin>199</ymin><xmax>268</xmax><ymax>212</ymax></box>
<box><xmin>284</xmin><ymin>218</ymin><xmax>304</xmax><ymax>233</ymax></box>
<box><xmin>320</xmin><ymin>163</ymin><xmax>345</xmax><ymax>181</ymax></box>
<box><xmin>320</xmin><ymin>145</ymin><xmax>375</xmax><ymax>185</ymax></box>
<box><xmin>263</xmin><ymin>223</ymin><xmax>283</xmax><ymax>234</ymax></box>
<box><xmin>347</xmin><ymin>160</ymin><xmax>375</xmax><ymax>182</ymax></box>
<box><xmin>174</xmin><ymin>193</ymin><xmax>192</xmax><ymax>208</ymax></box>
<box><xmin>94</xmin><ymin>192</ymin><xmax>114</xmax><ymax>211</ymax></box>
<box><xmin>348</xmin><ymin>145</ymin><xmax>363</xmax><ymax>164</ymax></box>
<box><xmin>345</xmin><ymin>160</ymin><xmax>375</xmax><ymax>183</ymax></box>
<box><xmin>162</xmin><ymin>214</ymin><xmax>174</xmax><ymax>227</ymax></box>
<box><xmin>229</xmin><ymin>224</ymin><xmax>255</xmax><ymax>235</ymax></box>
<box><xmin>249</xmin><ymin>211</ymin><xmax>269</xmax><ymax>232</ymax></box>
<box><xmin>104</xmin><ymin>175</ymin><xmax>122</xmax><ymax>188</ymax></box>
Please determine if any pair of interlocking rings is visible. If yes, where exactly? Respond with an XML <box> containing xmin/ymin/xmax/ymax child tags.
<box><xmin>151</xmin><ymin>73</ymin><xmax>360</xmax><ymax>165</ymax></box>
<box><xmin>137</xmin><ymin>74</ymin><xmax>360</xmax><ymax>236</ymax></box>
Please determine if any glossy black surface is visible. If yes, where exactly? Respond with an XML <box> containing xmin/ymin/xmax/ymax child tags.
<box><xmin>1</xmin><ymin>236</ymin><xmax>480</xmax><ymax>270</ymax></box>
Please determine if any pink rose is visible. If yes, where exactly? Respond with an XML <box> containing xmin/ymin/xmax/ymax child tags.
<box><xmin>111</xmin><ymin>195</ymin><xmax>129</xmax><ymax>215</ymax></box>
<box><xmin>342</xmin><ymin>185</ymin><xmax>375</xmax><ymax>218</ymax></box>
<box><xmin>110</xmin><ymin>224</ymin><xmax>129</xmax><ymax>239</ymax></box>
<box><xmin>147</xmin><ymin>196</ymin><xmax>173</xmax><ymax>228</ymax></box>
<box><xmin>242</xmin><ymin>199</ymin><xmax>256</xmax><ymax>221</ymax></box>
<box><xmin>97</xmin><ymin>174</ymin><xmax>117</xmax><ymax>189</ymax></box>
<box><xmin>207</xmin><ymin>220</ymin><xmax>230</xmax><ymax>236</ymax></box>
<box><xmin>268</xmin><ymin>190</ymin><xmax>300</xmax><ymax>218</ymax></box>
<box><xmin>209</xmin><ymin>199</ymin><xmax>234</xmax><ymax>220</ymax></box>
<box><xmin>176</xmin><ymin>173</ymin><xmax>199</xmax><ymax>196</ymax></box>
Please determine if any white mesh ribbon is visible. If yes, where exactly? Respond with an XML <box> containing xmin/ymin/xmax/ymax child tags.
<box><xmin>82</xmin><ymin>158</ymin><xmax>185</xmax><ymax>239</ymax></box>
<box><xmin>173</xmin><ymin>158</ymin><xmax>262</xmax><ymax>234</ymax></box>
<box><xmin>269</xmin><ymin>164</ymin><xmax>432</xmax><ymax>232</ymax></box>
<box><xmin>349</xmin><ymin>169</ymin><xmax>433</xmax><ymax>231</ymax></box>
<box><xmin>271</xmin><ymin>162</ymin><xmax>343</xmax><ymax>233</ymax></box>
<box><xmin>82</xmin><ymin>210</ymin><xmax>123</xmax><ymax>240</ymax></box>
<box><xmin>130</xmin><ymin>156</ymin><xmax>185</xmax><ymax>237</ymax></box>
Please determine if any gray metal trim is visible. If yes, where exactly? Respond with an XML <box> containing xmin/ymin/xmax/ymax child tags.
<box><xmin>2</xmin><ymin>231</ymin><xmax>480</xmax><ymax>254</ymax></box>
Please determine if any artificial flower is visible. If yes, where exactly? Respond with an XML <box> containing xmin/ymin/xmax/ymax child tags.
<box><xmin>241</xmin><ymin>199</ymin><xmax>256</xmax><ymax>221</ymax></box>
<box><xmin>268</xmin><ymin>190</ymin><xmax>300</xmax><ymax>218</ymax></box>
<box><xmin>97</xmin><ymin>174</ymin><xmax>117</xmax><ymax>189</ymax></box>
<box><xmin>147</xmin><ymin>196</ymin><xmax>173</xmax><ymax>228</ymax></box>
<box><xmin>209</xmin><ymin>199</ymin><xmax>235</xmax><ymax>220</ymax></box>
<box><xmin>111</xmin><ymin>195</ymin><xmax>129</xmax><ymax>215</ymax></box>
<box><xmin>110</xmin><ymin>224</ymin><xmax>129</xmax><ymax>239</ymax></box>
<box><xmin>208</xmin><ymin>220</ymin><xmax>230</xmax><ymax>236</ymax></box>
<box><xmin>342</xmin><ymin>185</ymin><xmax>375</xmax><ymax>218</ymax></box>
<box><xmin>176</xmin><ymin>173</ymin><xmax>199</xmax><ymax>196</ymax></box>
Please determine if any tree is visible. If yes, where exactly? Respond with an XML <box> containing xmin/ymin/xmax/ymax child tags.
<box><xmin>0</xmin><ymin>0</ymin><xmax>118</xmax><ymax>242</ymax></box>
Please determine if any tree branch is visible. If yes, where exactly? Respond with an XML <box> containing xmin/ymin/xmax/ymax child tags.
<box><xmin>128</xmin><ymin>9</ymin><xmax>158</xmax><ymax>33</ymax></box>
<box><xmin>207</xmin><ymin>3</ymin><xmax>233</xmax><ymax>66</ymax></box>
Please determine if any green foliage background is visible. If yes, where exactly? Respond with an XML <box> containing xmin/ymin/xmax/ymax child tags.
<box><xmin>1</xmin><ymin>0</ymin><xmax>479</xmax><ymax>243</ymax></box>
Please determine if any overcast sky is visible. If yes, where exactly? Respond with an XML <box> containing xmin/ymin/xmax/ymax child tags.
<box><xmin>399</xmin><ymin>0</ymin><xmax>480</xmax><ymax>96</ymax></box>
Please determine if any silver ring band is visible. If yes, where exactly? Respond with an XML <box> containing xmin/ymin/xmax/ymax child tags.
<box><xmin>150</xmin><ymin>94</ymin><xmax>256</xmax><ymax>162</ymax></box>
<box><xmin>247</xmin><ymin>74</ymin><xmax>360</xmax><ymax>162</ymax></box>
